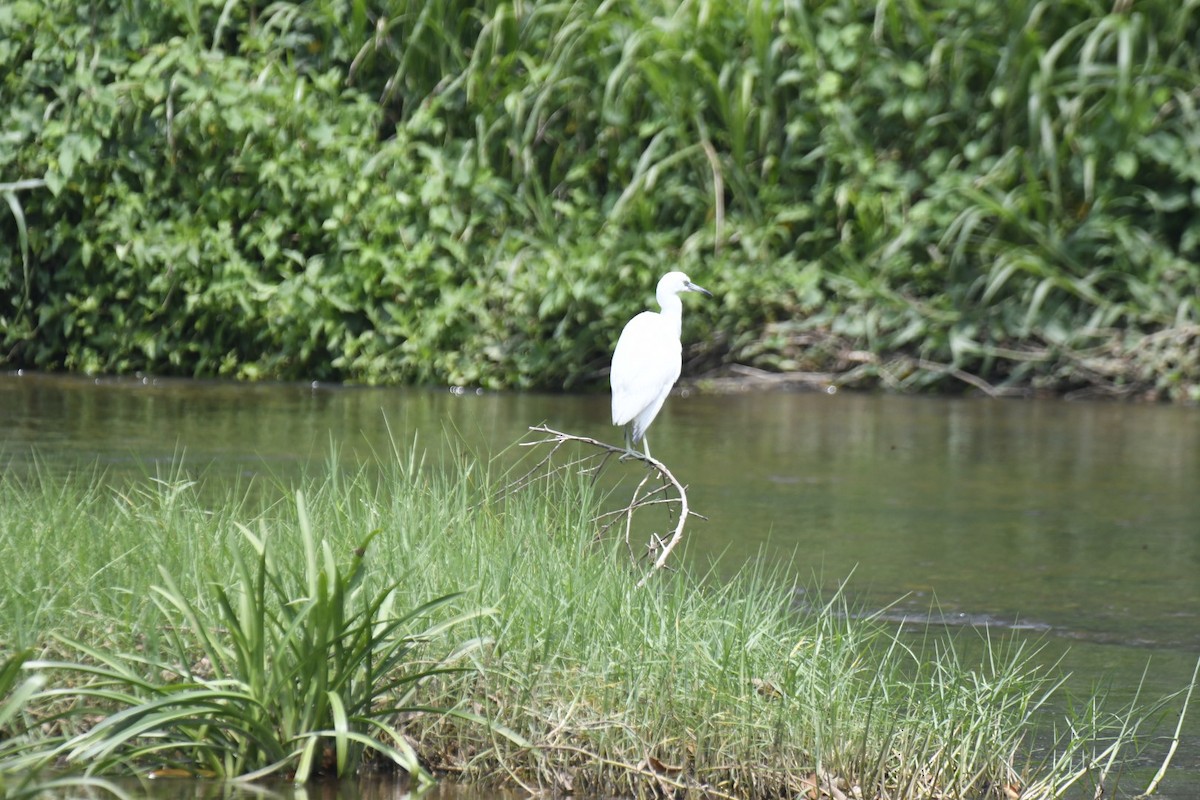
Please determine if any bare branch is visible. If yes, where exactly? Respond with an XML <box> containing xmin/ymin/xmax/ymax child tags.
<box><xmin>516</xmin><ymin>425</ymin><xmax>699</xmax><ymax>587</ymax></box>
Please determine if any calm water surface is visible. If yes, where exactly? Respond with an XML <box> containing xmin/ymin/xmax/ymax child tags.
<box><xmin>2</xmin><ymin>372</ymin><xmax>1198</xmax><ymax>798</ymax></box>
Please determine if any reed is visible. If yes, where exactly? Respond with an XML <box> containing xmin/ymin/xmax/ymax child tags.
<box><xmin>0</xmin><ymin>446</ymin><xmax>1187</xmax><ymax>798</ymax></box>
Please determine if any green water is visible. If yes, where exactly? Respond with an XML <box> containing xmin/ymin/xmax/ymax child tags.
<box><xmin>2</xmin><ymin>372</ymin><xmax>1198</xmax><ymax>798</ymax></box>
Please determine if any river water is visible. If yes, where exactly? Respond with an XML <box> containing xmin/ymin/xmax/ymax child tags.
<box><xmin>1</xmin><ymin>372</ymin><xmax>1198</xmax><ymax>798</ymax></box>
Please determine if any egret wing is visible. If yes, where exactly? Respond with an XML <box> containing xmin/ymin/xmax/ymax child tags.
<box><xmin>610</xmin><ymin>312</ymin><xmax>682</xmax><ymax>427</ymax></box>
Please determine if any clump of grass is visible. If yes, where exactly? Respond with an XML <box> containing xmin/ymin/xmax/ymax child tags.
<box><xmin>397</xmin><ymin>527</ymin><xmax>1136</xmax><ymax>799</ymax></box>
<box><xmin>0</xmin><ymin>446</ymin><xmax>1189</xmax><ymax>797</ymax></box>
<box><xmin>0</xmin><ymin>650</ymin><xmax>42</xmax><ymax>775</ymax></box>
<box><xmin>9</xmin><ymin>487</ymin><xmax>504</xmax><ymax>783</ymax></box>
<box><xmin>1</xmin><ymin>650</ymin><xmax>132</xmax><ymax>800</ymax></box>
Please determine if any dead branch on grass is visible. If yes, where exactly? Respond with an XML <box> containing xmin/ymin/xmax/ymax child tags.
<box><xmin>508</xmin><ymin>425</ymin><xmax>704</xmax><ymax>588</ymax></box>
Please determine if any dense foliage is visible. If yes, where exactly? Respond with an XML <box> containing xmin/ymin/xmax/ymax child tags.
<box><xmin>2</xmin><ymin>0</ymin><xmax>1198</xmax><ymax>398</ymax></box>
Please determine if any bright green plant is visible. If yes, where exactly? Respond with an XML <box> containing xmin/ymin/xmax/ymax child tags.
<box><xmin>0</xmin><ymin>650</ymin><xmax>42</xmax><ymax>776</ymax></box>
<box><xmin>23</xmin><ymin>491</ymin><xmax>511</xmax><ymax>782</ymax></box>
<box><xmin>1</xmin><ymin>651</ymin><xmax>134</xmax><ymax>800</ymax></box>
<box><xmin>0</xmin><ymin>650</ymin><xmax>35</xmax><ymax>726</ymax></box>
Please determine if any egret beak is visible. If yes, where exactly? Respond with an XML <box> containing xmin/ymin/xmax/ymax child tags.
<box><xmin>685</xmin><ymin>281</ymin><xmax>712</xmax><ymax>298</ymax></box>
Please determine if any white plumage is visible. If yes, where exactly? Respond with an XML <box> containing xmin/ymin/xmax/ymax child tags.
<box><xmin>610</xmin><ymin>271</ymin><xmax>711</xmax><ymax>458</ymax></box>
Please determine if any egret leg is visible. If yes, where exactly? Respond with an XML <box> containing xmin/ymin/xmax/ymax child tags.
<box><xmin>619</xmin><ymin>427</ymin><xmax>651</xmax><ymax>461</ymax></box>
<box><xmin>620</xmin><ymin>426</ymin><xmax>635</xmax><ymax>460</ymax></box>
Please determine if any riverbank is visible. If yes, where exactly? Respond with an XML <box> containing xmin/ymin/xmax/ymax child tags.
<box><xmin>1</xmin><ymin>446</ymin><xmax>1186</xmax><ymax>799</ymax></box>
<box><xmin>697</xmin><ymin>322</ymin><xmax>1200</xmax><ymax>402</ymax></box>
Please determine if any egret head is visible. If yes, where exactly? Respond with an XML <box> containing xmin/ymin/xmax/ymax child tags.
<box><xmin>656</xmin><ymin>271</ymin><xmax>712</xmax><ymax>303</ymax></box>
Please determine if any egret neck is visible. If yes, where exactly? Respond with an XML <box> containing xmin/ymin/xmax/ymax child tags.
<box><xmin>656</xmin><ymin>286</ymin><xmax>685</xmax><ymax>339</ymax></box>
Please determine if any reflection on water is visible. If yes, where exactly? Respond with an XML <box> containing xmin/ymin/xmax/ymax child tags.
<box><xmin>2</xmin><ymin>372</ymin><xmax>1199</xmax><ymax>797</ymax></box>
<box><xmin>680</xmin><ymin>392</ymin><xmax>1200</xmax><ymax>650</ymax></box>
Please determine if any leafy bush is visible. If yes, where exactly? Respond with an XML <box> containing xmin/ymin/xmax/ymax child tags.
<box><xmin>2</xmin><ymin>0</ymin><xmax>1197</xmax><ymax>398</ymax></box>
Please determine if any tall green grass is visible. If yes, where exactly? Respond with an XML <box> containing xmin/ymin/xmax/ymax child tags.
<box><xmin>0</xmin><ymin>446</ymin><xmax>1187</xmax><ymax>797</ymax></box>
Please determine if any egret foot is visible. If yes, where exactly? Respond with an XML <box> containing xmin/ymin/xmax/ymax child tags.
<box><xmin>619</xmin><ymin>428</ymin><xmax>638</xmax><ymax>461</ymax></box>
<box><xmin>618</xmin><ymin>428</ymin><xmax>650</xmax><ymax>462</ymax></box>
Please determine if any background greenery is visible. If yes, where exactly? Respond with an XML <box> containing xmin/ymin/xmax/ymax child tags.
<box><xmin>2</xmin><ymin>0</ymin><xmax>1198</xmax><ymax>399</ymax></box>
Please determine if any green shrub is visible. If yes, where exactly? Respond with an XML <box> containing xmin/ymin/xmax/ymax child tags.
<box><xmin>2</xmin><ymin>0</ymin><xmax>1197</xmax><ymax>397</ymax></box>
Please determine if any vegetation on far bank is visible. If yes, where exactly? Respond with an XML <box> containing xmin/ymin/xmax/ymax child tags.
<box><xmin>0</xmin><ymin>446</ymin><xmax>1189</xmax><ymax>798</ymax></box>
<box><xmin>2</xmin><ymin>0</ymin><xmax>1199</xmax><ymax>401</ymax></box>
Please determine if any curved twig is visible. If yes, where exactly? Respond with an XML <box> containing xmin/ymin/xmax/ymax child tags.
<box><xmin>519</xmin><ymin>425</ymin><xmax>700</xmax><ymax>587</ymax></box>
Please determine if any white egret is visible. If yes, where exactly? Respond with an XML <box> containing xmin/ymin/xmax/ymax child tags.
<box><xmin>610</xmin><ymin>271</ymin><xmax>712</xmax><ymax>459</ymax></box>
